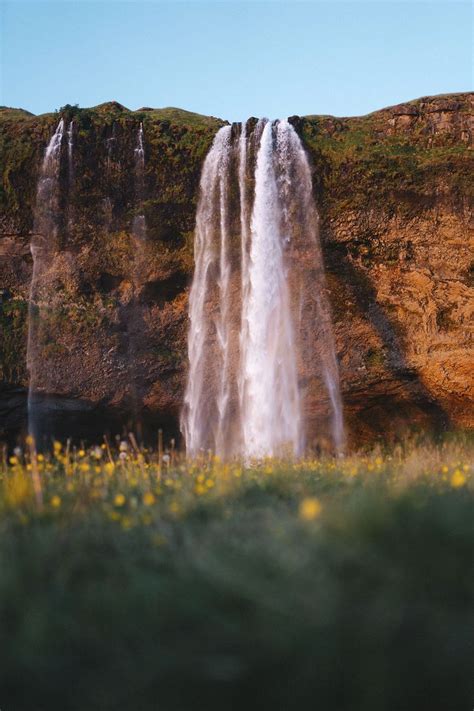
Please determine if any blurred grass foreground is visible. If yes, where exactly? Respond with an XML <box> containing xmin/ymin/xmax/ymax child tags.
<box><xmin>0</xmin><ymin>434</ymin><xmax>473</xmax><ymax>710</ymax></box>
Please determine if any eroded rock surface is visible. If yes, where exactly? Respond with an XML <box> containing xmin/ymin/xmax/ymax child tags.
<box><xmin>0</xmin><ymin>94</ymin><xmax>472</xmax><ymax>446</ymax></box>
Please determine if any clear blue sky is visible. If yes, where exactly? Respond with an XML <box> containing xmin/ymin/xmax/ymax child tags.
<box><xmin>1</xmin><ymin>0</ymin><xmax>472</xmax><ymax>122</ymax></box>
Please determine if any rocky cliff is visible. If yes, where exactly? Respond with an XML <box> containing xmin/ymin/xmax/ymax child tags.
<box><xmin>0</xmin><ymin>94</ymin><xmax>472</xmax><ymax>446</ymax></box>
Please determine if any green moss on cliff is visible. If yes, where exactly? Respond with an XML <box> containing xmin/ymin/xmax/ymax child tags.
<box><xmin>0</xmin><ymin>298</ymin><xmax>28</xmax><ymax>384</ymax></box>
<box><xmin>300</xmin><ymin>93</ymin><xmax>473</xmax><ymax>215</ymax></box>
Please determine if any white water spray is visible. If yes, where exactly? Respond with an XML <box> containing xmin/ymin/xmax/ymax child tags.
<box><xmin>133</xmin><ymin>122</ymin><xmax>146</xmax><ymax>239</ymax></box>
<box><xmin>67</xmin><ymin>120</ymin><xmax>74</xmax><ymax>181</ymax></box>
<box><xmin>181</xmin><ymin>126</ymin><xmax>235</xmax><ymax>456</ymax></box>
<box><xmin>182</xmin><ymin>118</ymin><xmax>344</xmax><ymax>458</ymax></box>
<box><xmin>27</xmin><ymin>119</ymin><xmax>65</xmax><ymax>439</ymax></box>
<box><xmin>214</xmin><ymin>126</ymin><xmax>233</xmax><ymax>455</ymax></box>
<box><xmin>241</xmin><ymin>120</ymin><xmax>301</xmax><ymax>457</ymax></box>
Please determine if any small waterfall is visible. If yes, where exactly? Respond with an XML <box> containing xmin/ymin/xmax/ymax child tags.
<box><xmin>66</xmin><ymin>120</ymin><xmax>74</xmax><ymax>231</ymax></box>
<box><xmin>133</xmin><ymin>122</ymin><xmax>146</xmax><ymax>239</ymax></box>
<box><xmin>182</xmin><ymin>119</ymin><xmax>345</xmax><ymax>458</ymax></box>
<box><xmin>106</xmin><ymin>122</ymin><xmax>117</xmax><ymax>171</ymax></box>
<box><xmin>126</xmin><ymin>122</ymin><xmax>148</xmax><ymax>439</ymax></box>
<box><xmin>67</xmin><ymin>120</ymin><xmax>74</xmax><ymax>183</ymax></box>
<box><xmin>27</xmin><ymin>119</ymin><xmax>65</xmax><ymax>440</ymax></box>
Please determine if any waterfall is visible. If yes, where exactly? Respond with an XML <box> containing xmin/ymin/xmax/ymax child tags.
<box><xmin>274</xmin><ymin>120</ymin><xmax>345</xmax><ymax>454</ymax></box>
<box><xmin>27</xmin><ymin>119</ymin><xmax>65</xmax><ymax>440</ymax></box>
<box><xmin>182</xmin><ymin>119</ymin><xmax>344</xmax><ymax>458</ymax></box>
<box><xmin>133</xmin><ymin>122</ymin><xmax>146</xmax><ymax>239</ymax></box>
<box><xmin>241</xmin><ymin>120</ymin><xmax>301</xmax><ymax>458</ymax></box>
<box><xmin>181</xmin><ymin>126</ymin><xmax>234</xmax><ymax>456</ymax></box>
<box><xmin>67</xmin><ymin>120</ymin><xmax>74</xmax><ymax>182</ymax></box>
<box><xmin>125</xmin><ymin>122</ymin><xmax>148</xmax><ymax>439</ymax></box>
<box><xmin>66</xmin><ymin>120</ymin><xmax>74</xmax><ymax>232</ymax></box>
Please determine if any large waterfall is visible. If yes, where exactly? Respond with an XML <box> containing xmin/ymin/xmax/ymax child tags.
<box><xmin>182</xmin><ymin>119</ymin><xmax>344</xmax><ymax>459</ymax></box>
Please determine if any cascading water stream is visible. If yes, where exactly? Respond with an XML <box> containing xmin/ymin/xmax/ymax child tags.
<box><xmin>275</xmin><ymin>120</ymin><xmax>345</xmax><ymax>453</ymax></box>
<box><xmin>182</xmin><ymin>118</ymin><xmax>345</xmax><ymax>458</ymax></box>
<box><xmin>241</xmin><ymin>120</ymin><xmax>301</xmax><ymax>458</ymax></box>
<box><xmin>237</xmin><ymin>121</ymin><xmax>249</xmax><ymax>423</ymax></box>
<box><xmin>66</xmin><ymin>120</ymin><xmax>74</xmax><ymax>231</ymax></box>
<box><xmin>133</xmin><ymin>122</ymin><xmax>146</xmax><ymax>240</ymax></box>
<box><xmin>126</xmin><ymin>122</ymin><xmax>148</xmax><ymax>438</ymax></box>
<box><xmin>67</xmin><ymin>120</ymin><xmax>74</xmax><ymax>182</ymax></box>
<box><xmin>27</xmin><ymin>119</ymin><xmax>65</xmax><ymax>440</ymax></box>
<box><xmin>181</xmin><ymin>126</ymin><xmax>234</xmax><ymax>457</ymax></box>
<box><xmin>214</xmin><ymin>126</ymin><xmax>233</xmax><ymax>456</ymax></box>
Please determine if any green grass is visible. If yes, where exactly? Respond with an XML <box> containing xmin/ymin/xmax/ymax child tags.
<box><xmin>0</xmin><ymin>435</ymin><xmax>472</xmax><ymax>710</ymax></box>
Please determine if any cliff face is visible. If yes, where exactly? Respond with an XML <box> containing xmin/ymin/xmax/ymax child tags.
<box><xmin>0</xmin><ymin>94</ymin><xmax>472</xmax><ymax>446</ymax></box>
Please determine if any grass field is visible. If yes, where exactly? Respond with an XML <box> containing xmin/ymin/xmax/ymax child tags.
<box><xmin>0</xmin><ymin>434</ymin><xmax>473</xmax><ymax>710</ymax></box>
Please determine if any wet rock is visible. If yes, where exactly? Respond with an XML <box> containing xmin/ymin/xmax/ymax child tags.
<box><xmin>0</xmin><ymin>94</ymin><xmax>472</xmax><ymax>446</ymax></box>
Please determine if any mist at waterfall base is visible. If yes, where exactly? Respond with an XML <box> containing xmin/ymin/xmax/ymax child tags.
<box><xmin>26</xmin><ymin>117</ymin><xmax>343</xmax><ymax>454</ymax></box>
<box><xmin>182</xmin><ymin>119</ymin><xmax>344</xmax><ymax>459</ymax></box>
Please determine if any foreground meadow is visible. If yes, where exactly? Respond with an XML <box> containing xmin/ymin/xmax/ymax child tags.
<box><xmin>0</xmin><ymin>435</ymin><xmax>473</xmax><ymax>710</ymax></box>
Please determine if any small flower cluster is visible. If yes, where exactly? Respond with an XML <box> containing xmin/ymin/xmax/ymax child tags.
<box><xmin>0</xmin><ymin>437</ymin><xmax>471</xmax><ymax>532</ymax></box>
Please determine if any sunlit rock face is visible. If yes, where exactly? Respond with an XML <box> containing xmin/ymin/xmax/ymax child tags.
<box><xmin>0</xmin><ymin>94</ymin><xmax>472</xmax><ymax>446</ymax></box>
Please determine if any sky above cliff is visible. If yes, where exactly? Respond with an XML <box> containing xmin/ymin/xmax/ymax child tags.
<box><xmin>1</xmin><ymin>0</ymin><xmax>472</xmax><ymax>121</ymax></box>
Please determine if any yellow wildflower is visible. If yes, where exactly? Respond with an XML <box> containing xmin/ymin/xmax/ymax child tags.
<box><xmin>114</xmin><ymin>493</ymin><xmax>126</xmax><ymax>507</ymax></box>
<box><xmin>50</xmin><ymin>495</ymin><xmax>61</xmax><ymax>508</ymax></box>
<box><xmin>143</xmin><ymin>492</ymin><xmax>156</xmax><ymax>506</ymax></box>
<box><xmin>53</xmin><ymin>441</ymin><xmax>62</xmax><ymax>455</ymax></box>
<box><xmin>5</xmin><ymin>470</ymin><xmax>32</xmax><ymax>507</ymax></box>
<box><xmin>104</xmin><ymin>462</ymin><xmax>115</xmax><ymax>475</ymax></box>
<box><xmin>299</xmin><ymin>497</ymin><xmax>322</xmax><ymax>521</ymax></box>
<box><xmin>451</xmin><ymin>470</ymin><xmax>466</xmax><ymax>489</ymax></box>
